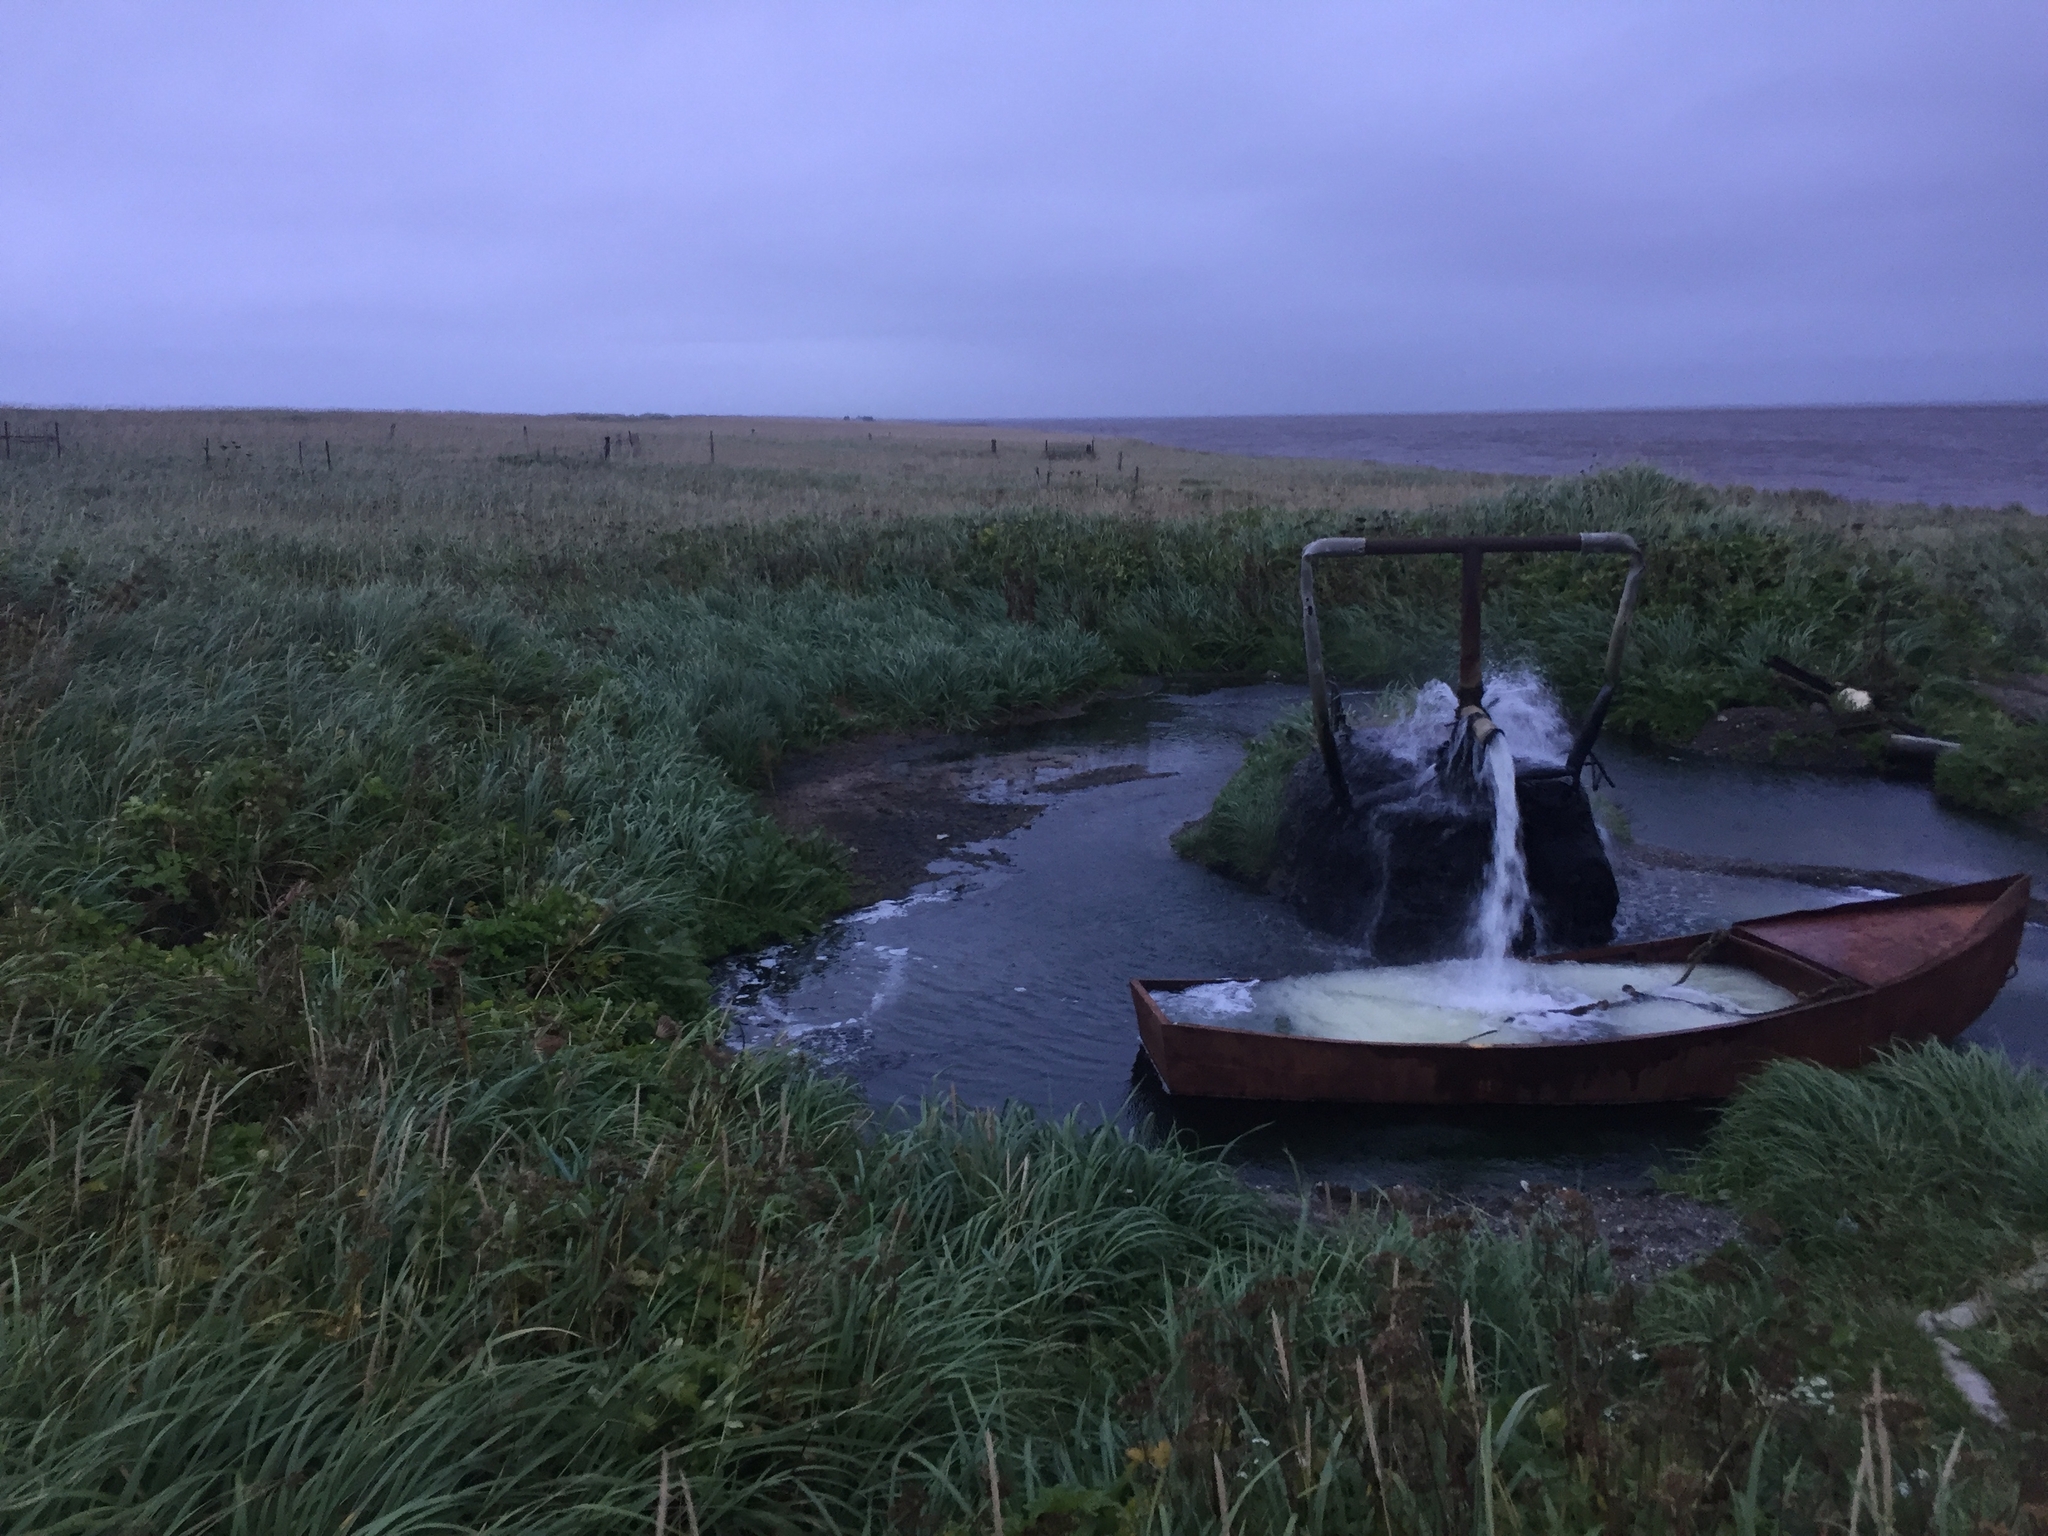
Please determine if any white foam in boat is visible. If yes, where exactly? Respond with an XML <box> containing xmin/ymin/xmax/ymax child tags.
<box><xmin>1164</xmin><ymin>961</ymin><xmax>1797</xmax><ymax>1046</ymax></box>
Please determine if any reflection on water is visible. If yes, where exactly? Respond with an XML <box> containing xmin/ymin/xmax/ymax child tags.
<box><xmin>719</xmin><ymin>686</ymin><xmax>2047</xmax><ymax>1194</ymax></box>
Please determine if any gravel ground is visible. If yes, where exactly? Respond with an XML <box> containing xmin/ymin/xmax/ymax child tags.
<box><xmin>1288</xmin><ymin>1179</ymin><xmax>1747</xmax><ymax>1287</ymax></box>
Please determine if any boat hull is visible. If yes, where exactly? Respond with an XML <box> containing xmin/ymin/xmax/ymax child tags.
<box><xmin>1132</xmin><ymin>876</ymin><xmax>2030</xmax><ymax>1105</ymax></box>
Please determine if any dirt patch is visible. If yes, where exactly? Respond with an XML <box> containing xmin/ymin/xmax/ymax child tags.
<box><xmin>765</xmin><ymin>731</ymin><xmax>1170</xmax><ymax>907</ymax></box>
<box><xmin>1688</xmin><ymin>705</ymin><xmax>1880</xmax><ymax>770</ymax></box>
<box><xmin>1571</xmin><ymin>1185</ymin><xmax>1748</xmax><ymax>1287</ymax></box>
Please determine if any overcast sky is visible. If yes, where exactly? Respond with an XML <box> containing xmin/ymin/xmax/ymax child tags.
<box><xmin>5</xmin><ymin>3</ymin><xmax>2044</xmax><ymax>417</ymax></box>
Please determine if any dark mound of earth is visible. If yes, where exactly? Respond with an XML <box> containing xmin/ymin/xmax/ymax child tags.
<box><xmin>1272</xmin><ymin>730</ymin><xmax>1617</xmax><ymax>962</ymax></box>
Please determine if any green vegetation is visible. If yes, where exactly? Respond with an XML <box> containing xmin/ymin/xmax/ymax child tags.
<box><xmin>1685</xmin><ymin>1044</ymin><xmax>2048</xmax><ymax>1305</ymax></box>
<box><xmin>3</xmin><ymin>416</ymin><xmax>2046</xmax><ymax>1530</ymax></box>
<box><xmin>1171</xmin><ymin>705</ymin><xmax>1317</xmax><ymax>884</ymax></box>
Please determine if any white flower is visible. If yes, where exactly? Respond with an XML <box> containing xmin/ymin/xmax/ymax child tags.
<box><xmin>1788</xmin><ymin>1375</ymin><xmax>1835</xmax><ymax>1414</ymax></box>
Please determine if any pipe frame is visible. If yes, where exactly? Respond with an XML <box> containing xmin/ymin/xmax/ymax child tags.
<box><xmin>1299</xmin><ymin>532</ymin><xmax>1647</xmax><ymax>800</ymax></box>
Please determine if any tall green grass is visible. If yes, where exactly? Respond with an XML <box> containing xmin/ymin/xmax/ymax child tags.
<box><xmin>1685</xmin><ymin>1044</ymin><xmax>2048</xmax><ymax>1304</ymax></box>
<box><xmin>8</xmin><ymin>987</ymin><xmax>2041</xmax><ymax>1530</ymax></box>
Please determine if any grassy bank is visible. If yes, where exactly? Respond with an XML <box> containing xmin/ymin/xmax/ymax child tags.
<box><xmin>7</xmin><ymin>965</ymin><xmax>2045</xmax><ymax>1529</ymax></box>
<box><xmin>3</xmin><ymin>415</ymin><xmax>2046</xmax><ymax>1529</ymax></box>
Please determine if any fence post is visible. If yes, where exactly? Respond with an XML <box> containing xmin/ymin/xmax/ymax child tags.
<box><xmin>51</xmin><ymin>422</ymin><xmax>60</xmax><ymax>458</ymax></box>
<box><xmin>3</xmin><ymin>421</ymin><xmax>9</xmax><ymax>461</ymax></box>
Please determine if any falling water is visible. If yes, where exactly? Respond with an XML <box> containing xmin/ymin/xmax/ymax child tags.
<box><xmin>1469</xmin><ymin>730</ymin><xmax>1530</xmax><ymax>962</ymax></box>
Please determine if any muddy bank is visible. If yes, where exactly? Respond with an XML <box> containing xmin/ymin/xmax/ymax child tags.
<box><xmin>1687</xmin><ymin>704</ymin><xmax>1881</xmax><ymax>770</ymax></box>
<box><xmin>765</xmin><ymin>721</ymin><xmax>1168</xmax><ymax>906</ymax></box>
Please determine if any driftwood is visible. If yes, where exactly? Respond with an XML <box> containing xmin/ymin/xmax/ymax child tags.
<box><xmin>1917</xmin><ymin>1241</ymin><xmax>2048</xmax><ymax>1425</ymax></box>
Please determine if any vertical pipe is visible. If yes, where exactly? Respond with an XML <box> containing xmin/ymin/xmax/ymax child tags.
<box><xmin>1301</xmin><ymin>552</ymin><xmax>1350</xmax><ymax>805</ymax></box>
<box><xmin>1458</xmin><ymin>548</ymin><xmax>1484</xmax><ymax>707</ymax></box>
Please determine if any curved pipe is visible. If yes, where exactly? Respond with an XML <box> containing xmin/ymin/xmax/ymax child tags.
<box><xmin>1577</xmin><ymin>532</ymin><xmax>1648</xmax><ymax>692</ymax></box>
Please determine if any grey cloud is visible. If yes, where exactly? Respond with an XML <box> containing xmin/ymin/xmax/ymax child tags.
<box><xmin>3</xmin><ymin>1</ymin><xmax>2043</xmax><ymax>414</ymax></box>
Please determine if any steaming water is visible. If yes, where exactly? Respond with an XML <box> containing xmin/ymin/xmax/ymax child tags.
<box><xmin>1163</xmin><ymin>961</ymin><xmax>1798</xmax><ymax>1046</ymax></box>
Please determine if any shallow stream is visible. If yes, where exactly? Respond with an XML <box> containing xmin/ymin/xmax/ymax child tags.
<box><xmin>719</xmin><ymin>686</ymin><xmax>2048</xmax><ymax>1194</ymax></box>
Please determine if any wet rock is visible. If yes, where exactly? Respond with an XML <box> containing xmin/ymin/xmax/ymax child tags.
<box><xmin>1518</xmin><ymin>772</ymin><xmax>1621</xmax><ymax>948</ymax></box>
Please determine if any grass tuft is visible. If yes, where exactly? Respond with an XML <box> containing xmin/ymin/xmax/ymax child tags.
<box><xmin>1683</xmin><ymin>1043</ymin><xmax>2048</xmax><ymax>1304</ymax></box>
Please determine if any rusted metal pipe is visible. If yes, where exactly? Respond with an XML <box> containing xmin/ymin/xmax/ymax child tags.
<box><xmin>1458</xmin><ymin>548</ymin><xmax>1485</xmax><ymax>706</ymax></box>
<box><xmin>1578</xmin><ymin>532</ymin><xmax>1647</xmax><ymax>691</ymax></box>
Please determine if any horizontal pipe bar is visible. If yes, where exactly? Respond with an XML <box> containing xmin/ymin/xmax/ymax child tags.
<box><xmin>1303</xmin><ymin>534</ymin><xmax>1588</xmax><ymax>560</ymax></box>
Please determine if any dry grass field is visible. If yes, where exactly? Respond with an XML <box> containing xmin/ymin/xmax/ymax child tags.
<box><xmin>0</xmin><ymin>408</ymin><xmax>1511</xmax><ymax>557</ymax></box>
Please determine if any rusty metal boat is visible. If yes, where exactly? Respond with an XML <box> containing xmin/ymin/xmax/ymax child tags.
<box><xmin>1131</xmin><ymin>876</ymin><xmax>2031</xmax><ymax>1104</ymax></box>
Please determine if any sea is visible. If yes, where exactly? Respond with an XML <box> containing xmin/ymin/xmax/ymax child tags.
<box><xmin>1026</xmin><ymin>403</ymin><xmax>2047</xmax><ymax>513</ymax></box>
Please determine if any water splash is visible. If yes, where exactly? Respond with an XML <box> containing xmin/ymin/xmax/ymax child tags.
<box><xmin>1380</xmin><ymin>679</ymin><xmax>1459</xmax><ymax>763</ymax></box>
<box><xmin>1479</xmin><ymin>669</ymin><xmax>1572</xmax><ymax>765</ymax></box>
<box><xmin>1428</xmin><ymin>671</ymin><xmax>1562</xmax><ymax>960</ymax></box>
<box><xmin>1376</xmin><ymin>669</ymin><xmax>1572</xmax><ymax>768</ymax></box>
